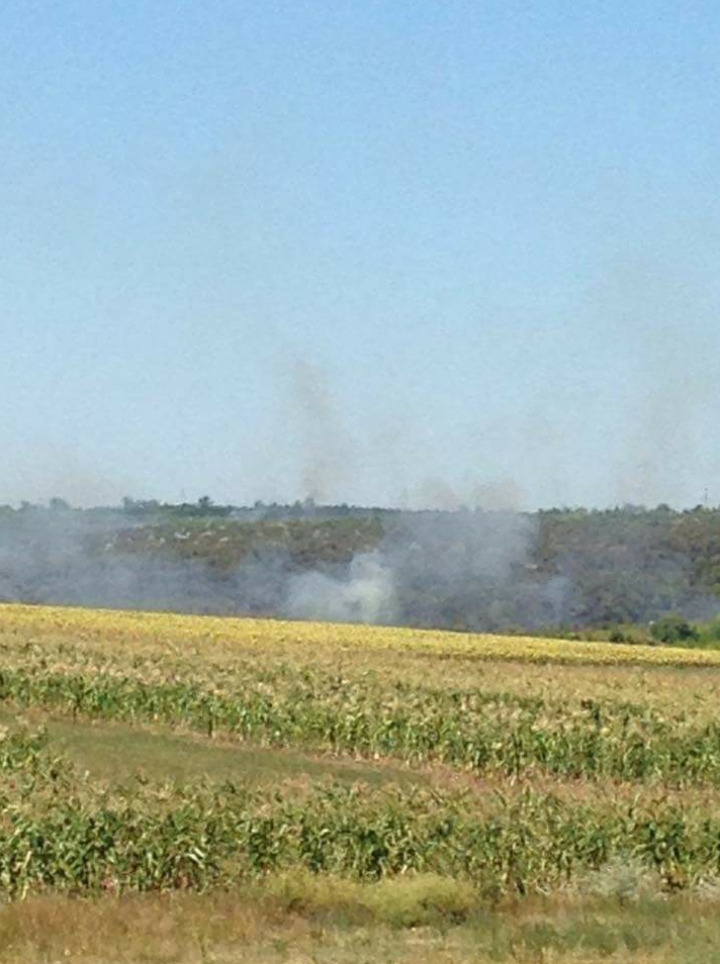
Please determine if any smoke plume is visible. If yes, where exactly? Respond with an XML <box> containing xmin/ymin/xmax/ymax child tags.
<box><xmin>0</xmin><ymin>501</ymin><xmax>717</xmax><ymax>632</ymax></box>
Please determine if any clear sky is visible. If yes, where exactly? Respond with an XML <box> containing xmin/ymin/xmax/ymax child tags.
<box><xmin>2</xmin><ymin>0</ymin><xmax>719</xmax><ymax>509</ymax></box>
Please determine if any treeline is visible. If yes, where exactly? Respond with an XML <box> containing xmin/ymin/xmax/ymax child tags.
<box><xmin>119</xmin><ymin>496</ymin><xmax>395</xmax><ymax>521</ymax></box>
<box><xmin>2</xmin><ymin>500</ymin><xmax>720</xmax><ymax>632</ymax></box>
<box><xmin>532</xmin><ymin>505</ymin><xmax>720</xmax><ymax>626</ymax></box>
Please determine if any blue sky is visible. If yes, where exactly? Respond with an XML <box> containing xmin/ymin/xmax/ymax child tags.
<box><xmin>2</xmin><ymin>1</ymin><xmax>719</xmax><ymax>509</ymax></box>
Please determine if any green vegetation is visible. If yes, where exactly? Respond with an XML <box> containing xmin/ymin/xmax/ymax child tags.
<box><xmin>104</xmin><ymin>514</ymin><xmax>384</xmax><ymax>569</ymax></box>
<box><xmin>650</xmin><ymin>613</ymin><xmax>700</xmax><ymax>645</ymax></box>
<box><xmin>8</xmin><ymin>658</ymin><xmax>720</xmax><ymax>785</ymax></box>
<box><xmin>5</xmin><ymin>723</ymin><xmax>720</xmax><ymax>901</ymax></box>
<box><xmin>0</xmin><ymin>712</ymin><xmax>422</xmax><ymax>790</ymax></box>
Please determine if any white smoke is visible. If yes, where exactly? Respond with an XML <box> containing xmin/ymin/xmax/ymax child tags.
<box><xmin>284</xmin><ymin>552</ymin><xmax>396</xmax><ymax>625</ymax></box>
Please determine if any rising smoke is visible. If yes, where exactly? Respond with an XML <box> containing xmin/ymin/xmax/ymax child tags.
<box><xmin>285</xmin><ymin>553</ymin><xmax>396</xmax><ymax>624</ymax></box>
<box><xmin>1</xmin><ymin>500</ymin><xmax>713</xmax><ymax>631</ymax></box>
<box><xmin>0</xmin><ymin>506</ymin><xmax>541</xmax><ymax>627</ymax></box>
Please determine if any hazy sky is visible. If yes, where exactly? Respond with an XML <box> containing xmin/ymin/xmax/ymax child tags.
<box><xmin>3</xmin><ymin>1</ymin><xmax>719</xmax><ymax>509</ymax></box>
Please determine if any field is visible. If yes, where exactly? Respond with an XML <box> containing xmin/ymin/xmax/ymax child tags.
<box><xmin>4</xmin><ymin>605</ymin><xmax>720</xmax><ymax>962</ymax></box>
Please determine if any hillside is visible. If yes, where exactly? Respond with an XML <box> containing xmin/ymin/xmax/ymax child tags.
<box><xmin>2</xmin><ymin>502</ymin><xmax>720</xmax><ymax>633</ymax></box>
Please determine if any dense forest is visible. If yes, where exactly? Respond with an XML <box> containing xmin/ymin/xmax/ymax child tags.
<box><xmin>1</xmin><ymin>499</ymin><xmax>720</xmax><ymax>635</ymax></box>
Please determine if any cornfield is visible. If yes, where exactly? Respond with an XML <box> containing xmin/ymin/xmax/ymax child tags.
<box><xmin>2</xmin><ymin>603</ymin><xmax>720</xmax><ymax>902</ymax></box>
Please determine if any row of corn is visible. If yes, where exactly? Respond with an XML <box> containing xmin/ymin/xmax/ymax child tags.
<box><xmin>1</xmin><ymin>664</ymin><xmax>719</xmax><ymax>785</ymax></box>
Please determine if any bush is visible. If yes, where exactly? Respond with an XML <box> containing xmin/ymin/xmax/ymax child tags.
<box><xmin>702</xmin><ymin>619</ymin><xmax>720</xmax><ymax>642</ymax></box>
<box><xmin>649</xmin><ymin>614</ymin><xmax>699</xmax><ymax>646</ymax></box>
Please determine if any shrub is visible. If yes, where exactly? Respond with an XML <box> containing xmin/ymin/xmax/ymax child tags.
<box><xmin>650</xmin><ymin>614</ymin><xmax>699</xmax><ymax>646</ymax></box>
<box><xmin>702</xmin><ymin>619</ymin><xmax>720</xmax><ymax>643</ymax></box>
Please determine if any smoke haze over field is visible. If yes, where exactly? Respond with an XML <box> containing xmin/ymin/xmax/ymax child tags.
<box><xmin>1</xmin><ymin>503</ymin><xmax>718</xmax><ymax>632</ymax></box>
<box><xmin>0</xmin><ymin>508</ymin><xmax>535</xmax><ymax>624</ymax></box>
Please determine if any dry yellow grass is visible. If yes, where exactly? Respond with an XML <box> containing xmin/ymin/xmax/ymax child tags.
<box><xmin>3</xmin><ymin>601</ymin><xmax>720</xmax><ymax>667</ymax></box>
<box><xmin>0</xmin><ymin>883</ymin><xmax>714</xmax><ymax>964</ymax></box>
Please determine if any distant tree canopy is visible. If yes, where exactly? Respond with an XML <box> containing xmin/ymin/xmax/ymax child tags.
<box><xmin>121</xmin><ymin>496</ymin><xmax>231</xmax><ymax>519</ymax></box>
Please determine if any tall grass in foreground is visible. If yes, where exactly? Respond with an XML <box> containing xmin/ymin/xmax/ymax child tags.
<box><xmin>3</xmin><ymin>882</ymin><xmax>720</xmax><ymax>964</ymax></box>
